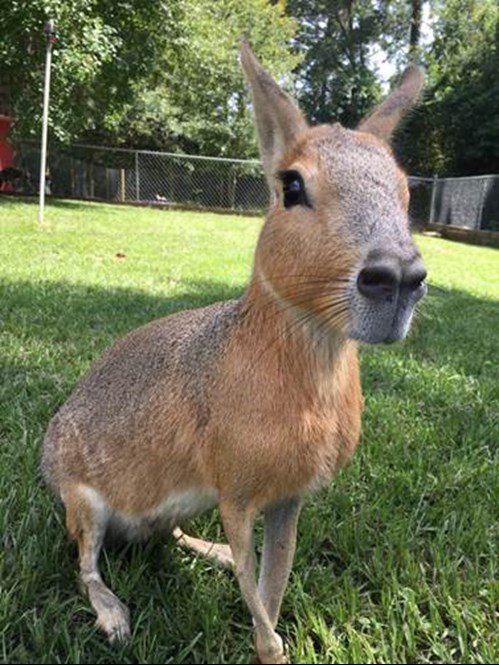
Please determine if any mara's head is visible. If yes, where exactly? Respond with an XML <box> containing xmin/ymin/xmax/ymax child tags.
<box><xmin>241</xmin><ymin>42</ymin><xmax>427</xmax><ymax>345</ymax></box>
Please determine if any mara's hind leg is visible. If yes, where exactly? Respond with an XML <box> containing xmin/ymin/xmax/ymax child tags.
<box><xmin>173</xmin><ymin>526</ymin><xmax>234</xmax><ymax>569</ymax></box>
<box><xmin>64</xmin><ymin>486</ymin><xmax>131</xmax><ymax>644</ymax></box>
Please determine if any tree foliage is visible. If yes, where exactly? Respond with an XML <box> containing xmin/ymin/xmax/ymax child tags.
<box><xmin>0</xmin><ymin>0</ymin><xmax>298</xmax><ymax>156</ymax></box>
<box><xmin>1</xmin><ymin>1</ymin><xmax>126</xmax><ymax>141</ymax></box>
<box><xmin>1</xmin><ymin>0</ymin><xmax>498</xmax><ymax>174</ymax></box>
<box><xmin>118</xmin><ymin>0</ymin><xmax>299</xmax><ymax>156</ymax></box>
<box><xmin>287</xmin><ymin>0</ymin><xmax>413</xmax><ymax>128</ymax></box>
<box><xmin>401</xmin><ymin>0</ymin><xmax>499</xmax><ymax>176</ymax></box>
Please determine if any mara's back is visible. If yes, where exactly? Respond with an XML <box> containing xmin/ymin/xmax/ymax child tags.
<box><xmin>42</xmin><ymin>299</ymin><xmax>241</xmax><ymax>514</ymax></box>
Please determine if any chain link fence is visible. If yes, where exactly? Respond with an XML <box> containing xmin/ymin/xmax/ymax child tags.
<box><xmin>431</xmin><ymin>175</ymin><xmax>499</xmax><ymax>232</ymax></box>
<box><xmin>13</xmin><ymin>141</ymin><xmax>267</xmax><ymax>214</ymax></box>
<box><xmin>9</xmin><ymin>141</ymin><xmax>499</xmax><ymax>230</ymax></box>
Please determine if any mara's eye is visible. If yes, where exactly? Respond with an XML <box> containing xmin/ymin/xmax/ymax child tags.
<box><xmin>279</xmin><ymin>170</ymin><xmax>311</xmax><ymax>209</ymax></box>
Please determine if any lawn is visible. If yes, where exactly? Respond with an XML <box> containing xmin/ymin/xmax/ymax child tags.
<box><xmin>1</xmin><ymin>197</ymin><xmax>498</xmax><ymax>664</ymax></box>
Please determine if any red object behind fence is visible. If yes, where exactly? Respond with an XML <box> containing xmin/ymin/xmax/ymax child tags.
<box><xmin>0</xmin><ymin>115</ymin><xmax>16</xmax><ymax>191</ymax></box>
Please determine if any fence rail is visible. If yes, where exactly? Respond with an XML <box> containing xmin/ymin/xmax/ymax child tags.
<box><xmin>7</xmin><ymin>141</ymin><xmax>499</xmax><ymax>231</ymax></box>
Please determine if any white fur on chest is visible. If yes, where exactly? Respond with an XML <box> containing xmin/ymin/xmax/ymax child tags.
<box><xmin>79</xmin><ymin>484</ymin><xmax>218</xmax><ymax>542</ymax></box>
<box><xmin>150</xmin><ymin>488</ymin><xmax>219</xmax><ymax>523</ymax></box>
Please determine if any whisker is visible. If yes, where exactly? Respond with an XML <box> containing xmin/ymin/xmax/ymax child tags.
<box><xmin>243</xmin><ymin>297</ymin><xmax>351</xmax><ymax>378</ymax></box>
<box><xmin>251</xmin><ymin>290</ymin><xmax>350</xmax><ymax>322</ymax></box>
<box><xmin>253</xmin><ymin>273</ymin><xmax>352</xmax><ymax>284</ymax></box>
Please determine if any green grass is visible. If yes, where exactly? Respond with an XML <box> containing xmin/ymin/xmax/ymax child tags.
<box><xmin>1</xmin><ymin>197</ymin><xmax>498</xmax><ymax>664</ymax></box>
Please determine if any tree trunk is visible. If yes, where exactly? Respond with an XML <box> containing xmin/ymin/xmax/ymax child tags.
<box><xmin>409</xmin><ymin>0</ymin><xmax>423</xmax><ymax>57</ymax></box>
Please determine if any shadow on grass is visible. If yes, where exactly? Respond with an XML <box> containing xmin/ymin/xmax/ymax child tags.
<box><xmin>1</xmin><ymin>276</ymin><xmax>244</xmax><ymax>399</ymax></box>
<box><xmin>0</xmin><ymin>194</ymin><xmax>118</xmax><ymax>212</ymax></box>
<box><xmin>1</xmin><ymin>277</ymin><xmax>498</xmax><ymax>663</ymax></box>
<box><xmin>1</xmin><ymin>277</ymin><xmax>243</xmax><ymax>341</ymax></box>
<box><xmin>44</xmin><ymin>197</ymin><xmax>110</xmax><ymax>212</ymax></box>
<box><xmin>363</xmin><ymin>282</ymin><xmax>499</xmax><ymax>384</ymax></box>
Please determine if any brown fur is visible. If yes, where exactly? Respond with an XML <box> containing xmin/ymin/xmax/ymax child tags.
<box><xmin>41</xmin><ymin>42</ymin><xmax>426</xmax><ymax>664</ymax></box>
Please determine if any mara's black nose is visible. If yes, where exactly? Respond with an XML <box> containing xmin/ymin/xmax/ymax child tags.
<box><xmin>357</xmin><ymin>262</ymin><xmax>427</xmax><ymax>302</ymax></box>
<box><xmin>357</xmin><ymin>265</ymin><xmax>399</xmax><ymax>302</ymax></box>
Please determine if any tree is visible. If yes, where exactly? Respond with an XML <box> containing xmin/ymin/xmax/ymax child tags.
<box><xmin>402</xmin><ymin>0</ymin><xmax>499</xmax><ymax>176</ymax></box>
<box><xmin>286</xmin><ymin>0</ymin><xmax>413</xmax><ymax>128</ymax></box>
<box><xmin>408</xmin><ymin>0</ymin><xmax>423</xmax><ymax>57</ymax></box>
<box><xmin>0</xmin><ymin>1</ymin><xmax>130</xmax><ymax>142</ymax></box>
<box><xmin>115</xmin><ymin>0</ymin><xmax>299</xmax><ymax>157</ymax></box>
<box><xmin>0</xmin><ymin>1</ymin><xmax>298</xmax><ymax>156</ymax></box>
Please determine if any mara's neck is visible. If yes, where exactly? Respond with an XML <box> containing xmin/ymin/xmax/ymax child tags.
<box><xmin>239</xmin><ymin>274</ymin><xmax>355</xmax><ymax>389</ymax></box>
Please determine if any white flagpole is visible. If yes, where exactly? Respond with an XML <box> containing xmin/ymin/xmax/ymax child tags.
<box><xmin>38</xmin><ymin>20</ymin><xmax>56</xmax><ymax>223</ymax></box>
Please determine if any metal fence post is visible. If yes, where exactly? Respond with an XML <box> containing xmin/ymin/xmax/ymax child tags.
<box><xmin>135</xmin><ymin>151</ymin><xmax>140</xmax><ymax>202</ymax></box>
<box><xmin>119</xmin><ymin>169</ymin><xmax>125</xmax><ymax>202</ymax></box>
<box><xmin>429</xmin><ymin>173</ymin><xmax>438</xmax><ymax>225</ymax></box>
<box><xmin>477</xmin><ymin>177</ymin><xmax>488</xmax><ymax>230</ymax></box>
<box><xmin>38</xmin><ymin>20</ymin><xmax>57</xmax><ymax>223</ymax></box>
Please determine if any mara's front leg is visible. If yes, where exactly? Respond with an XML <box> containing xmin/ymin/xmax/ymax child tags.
<box><xmin>258</xmin><ymin>497</ymin><xmax>302</xmax><ymax>630</ymax></box>
<box><xmin>220</xmin><ymin>502</ymin><xmax>287</xmax><ymax>664</ymax></box>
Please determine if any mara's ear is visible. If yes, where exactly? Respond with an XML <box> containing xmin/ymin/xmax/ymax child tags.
<box><xmin>358</xmin><ymin>65</ymin><xmax>425</xmax><ymax>141</ymax></box>
<box><xmin>240</xmin><ymin>40</ymin><xmax>308</xmax><ymax>189</ymax></box>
